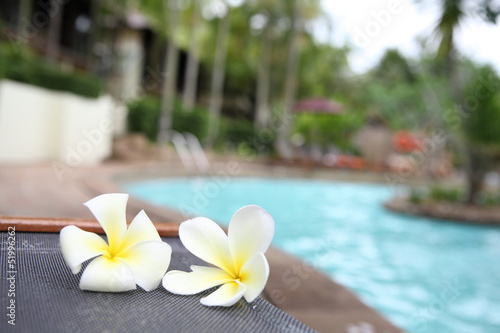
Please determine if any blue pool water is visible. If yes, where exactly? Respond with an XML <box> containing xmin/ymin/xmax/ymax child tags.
<box><xmin>124</xmin><ymin>177</ymin><xmax>500</xmax><ymax>332</ymax></box>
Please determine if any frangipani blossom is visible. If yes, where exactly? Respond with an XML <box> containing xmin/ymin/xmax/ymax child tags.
<box><xmin>60</xmin><ymin>193</ymin><xmax>172</xmax><ymax>292</ymax></box>
<box><xmin>162</xmin><ymin>205</ymin><xmax>274</xmax><ymax>307</ymax></box>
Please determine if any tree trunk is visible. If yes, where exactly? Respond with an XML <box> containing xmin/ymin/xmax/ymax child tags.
<box><xmin>276</xmin><ymin>0</ymin><xmax>301</xmax><ymax>160</ymax></box>
<box><xmin>157</xmin><ymin>3</ymin><xmax>180</xmax><ymax>155</ymax></box>
<box><xmin>46</xmin><ymin>0</ymin><xmax>63</xmax><ymax>61</ymax></box>
<box><xmin>207</xmin><ymin>9</ymin><xmax>231</xmax><ymax>146</ymax></box>
<box><xmin>182</xmin><ymin>1</ymin><xmax>201</xmax><ymax>112</ymax></box>
<box><xmin>145</xmin><ymin>32</ymin><xmax>165</xmax><ymax>93</ymax></box>
<box><xmin>17</xmin><ymin>0</ymin><xmax>31</xmax><ymax>32</ymax></box>
<box><xmin>466</xmin><ymin>149</ymin><xmax>487</xmax><ymax>205</ymax></box>
<box><xmin>87</xmin><ymin>0</ymin><xmax>99</xmax><ymax>71</ymax></box>
<box><xmin>254</xmin><ymin>19</ymin><xmax>273</xmax><ymax>129</ymax></box>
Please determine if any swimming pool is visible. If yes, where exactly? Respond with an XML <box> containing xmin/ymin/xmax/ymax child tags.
<box><xmin>124</xmin><ymin>177</ymin><xmax>500</xmax><ymax>333</ymax></box>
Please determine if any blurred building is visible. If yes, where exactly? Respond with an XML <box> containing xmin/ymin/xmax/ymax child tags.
<box><xmin>1</xmin><ymin>0</ymin><xmax>203</xmax><ymax>101</ymax></box>
<box><xmin>1</xmin><ymin>0</ymin><xmax>205</xmax><ymax>164</ymax></box>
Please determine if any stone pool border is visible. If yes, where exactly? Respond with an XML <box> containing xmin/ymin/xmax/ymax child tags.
<box><xmin>385</xmin><ymin>197</ymin><xmax>500</xmax><ymax>226</ymax></box>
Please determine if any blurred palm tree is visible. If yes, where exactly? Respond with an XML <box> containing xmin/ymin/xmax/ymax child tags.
<box><xmin>276</xmin><ymin>0</ymin><xmax>322</xmax><ymax>159</ymax></box>
<box><xmin>275</xmin><ymin>0</ymin><xmax>301</xmax><ymax>159</ymax></box>
<box><xmin>431</xmin><ymin>0</ymin><xmax>500</xmax><ymax>204</ymax></box>
<box><xmin>435</xmin><ymin>0</ymin><xmax>463</xmax><ymax>67</ymax></box>
<box><xmin>253</xmin><ymin>1</ymin><xmax>274</xmax><ymax>130</ymax></box>
<box><xmin>206</xmin><ymin>0</ymin><xmax>232</xmax><ymax>147</ymax></box>
<box><xmin>157</xmin><ymin>0</ymin><xmax>180</xmax><ymax>152</ymax></box>
<box><xmin>125</xmin><ymin>0</ymin><xmax>185</xmax><ymax>152</ymax></box>
<box><xmin>122</xmin><ymin>0</ymin><xmax>334</xmax><ymax>152</ymax></box>
<box><xmin>181</xmin><ymin>0</ymin><xmax>202</xmax><ymax>111</ymax></box>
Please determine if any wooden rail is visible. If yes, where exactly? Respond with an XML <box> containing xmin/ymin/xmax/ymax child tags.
<box><xmin>0</xmin><ymin>216</ymin><xmax>179</xmax><ymax>237</ymax></box>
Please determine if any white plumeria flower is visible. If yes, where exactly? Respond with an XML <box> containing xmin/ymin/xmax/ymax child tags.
<box><xmin>60</xmin><ymin>193</ymin><xmax>172</xmax><ymax>292</ymax></box>
<box><xmin>162</xmin><ymin>205</ymin><xmax>274</xmax><ymax>307</ymax></box>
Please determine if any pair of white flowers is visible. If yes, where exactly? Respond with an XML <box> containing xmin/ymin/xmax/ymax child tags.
<box><xmin>60</xmin><ymin>193</ymin><xmax>275</xmax><ymax>307</ymax></box>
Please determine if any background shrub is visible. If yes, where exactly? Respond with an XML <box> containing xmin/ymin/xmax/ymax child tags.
<box><xmin>0</xmin><ymin>42</ymin><xmax>102</xmax><ymax>98</ymax></box>
<box><xmin>127</xmin><ymin>95</ymin><xmax>275</xmax><ymax>154</ymax></box>
<box><xmin>293</xmin><ymin>112</ymin><xmax>363</xmax><ymax>153</ymax></box>
<box><xmin>127</xmin><ymin>96</ymin><xmax>208</xmax><ymax>142</ymax></box>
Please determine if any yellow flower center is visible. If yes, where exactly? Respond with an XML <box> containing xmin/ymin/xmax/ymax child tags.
<box><xmin>103</xmin><ymin>249</ymin><xmax>115</xmax><ymax>259</ymax></box>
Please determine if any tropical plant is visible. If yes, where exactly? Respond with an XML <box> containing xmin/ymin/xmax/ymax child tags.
<box><xmin>460</xmin><ymin>64</ymin><xmax>500</xmax><ymax>203</ymax></box>
<box><xmin>430</xmin><ymin>0</ymin><xmax>500</xmax><ymax>204</ymax></box>
<box><xmin>0</xmin><ymin>41</ymin><xmax>102</xmax><ymax>98</ymax></box>
<box><xmin>182</xmin><ymin>0</ymin><xmax>202</xmax><ymax>111</ymax></box>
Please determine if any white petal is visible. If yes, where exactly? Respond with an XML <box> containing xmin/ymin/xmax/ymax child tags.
<box><xmin>178</xmin><ymin>217</ymin><xmax>235</xmax><ymax>276</ymax></box>
<box><xmin>162</xmin><ymin>265</ymin><xmax>233</xmax><ymax>295</ymax></box>
<box><xmin>228</xmin><ymin>205</ymin><xmax>274</xmax><ymax>270</ymax></box>
<box><xmin>200</xmin><ymin>281</ymin><xmax>247</xmax><ymax>307</ymax></box>
<box><xmin>239</xmin><ymin>253</ymin><xmax>270</xmax><ymax>303</ymax></box>
<box><xmin>79</xmin><ymin>256</ymin><xmax>136</xmax><ymax>292</ymax></box>
<box><xmin>60</xmin><ymin>226</ymin><xmax>108</xmax><ymax>274</ymax></box>
<box><xmin>118</xmin><ymin>240</ymin><xmax>172</xmax><ymax>291</ymax></box>
<box><xmin>84</xmin><ymin>193</ymin><xmax>128</xmax><ymax>253</ymax></box>
<box><xmin>116</xmin><ymin>210</ymin><xmax>161</xmax><ymax>254</ymax></box>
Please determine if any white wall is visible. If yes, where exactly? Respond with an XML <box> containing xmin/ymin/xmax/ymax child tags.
<box><xmin>0</xmin><ymin>80</ymin><xmax>123</xmax><ymax>165</ymax></box>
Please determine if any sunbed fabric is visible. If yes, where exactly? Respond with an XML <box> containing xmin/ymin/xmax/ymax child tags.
<box><xmin>1</xmin><ymin>232</ymin><xmax>314</xmax><ymax>332</ymax></box>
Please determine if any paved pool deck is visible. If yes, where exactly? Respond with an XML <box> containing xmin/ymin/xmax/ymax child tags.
<box><xmin>0</xmin><ymin>158</ymin><xmax>403</xmax><ymax>333</ymax></box>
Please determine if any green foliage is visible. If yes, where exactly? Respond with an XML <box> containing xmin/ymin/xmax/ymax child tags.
<box><xmin>127</xmin><ymin>95</ymin><xmax>272</xmax><ymax>153</ymax></box>
<box><xmin>172</xmin><ymin>104</ymin><xmax>209</xmax><ymax>140</ymax></box>
<box><xmin>429</xmin><ymin>186</ymin><xmax>465</xmax><ymax>202</ymax></box>
<box><xmin>298</xmin><ymin>43</ymin><xmax>350</xmax><ymax>98</ymax></box>
<box><xmin>31</xmin><ymin>65</ymin><xmax>102</xmax><ymax>98</ymax></box>
<box><xmin>127</xmin><ymin>96</ymin><xmax>162</xmax><ymax>141</ymax></box>
<box><xmin>218</xmin><ymin>117</ymin><xmax>255</xmax><ymax>147</ymax></box>
<box><xmin>409</xmin><ymin>185</ymin><xmax>500</xmax><ymax>207</ymax></box>
<box><xmin>293</xmin><ymin>113</ymin><xmax>363</xmax><ymax>152</ymax></box>
<box><xmin>435</xmin><ymin>0</ymin><xmax>465</xmax><ymax>60</ymax></box>
<box><xmin>409</xmin><ymin>185</ymin><xmax>465</xmax><ymax>204</ymax></box>
<box><xmin>371</xmin><ymin>49</ymin><xmax>416</xmax><ymax>83</ymax></box>
<box><xmin>409</xmin><ymin>187</ymin><xmax>426</xmax><ymax>204</ymax></box>
<box><xmin>461</xmin><ymin>64</ymin><xmax>500</xmax><ymax>148</ymax></box>
<box><xmin>363</xmin><ymin>82</ymin><xmax>422</xmax><ymax>129</ymax></box>
<box><xmin>127</xmin><ymin>96</ymin><xmax>208</xmax><ymax>142</ymax></box>
<box><xmin>353</xmin><ymin>53</ymin><xmax>456</xmax><ymax>131</ymax></box>
<box><xmin>215</xmin><ymin>116</ymin><xmax>275</xmax><ymax>154</ymax></box>
<box><xmin>0</xmin><ymin>42</ymin><xmax>102</xmax><ymax>98</ymax></box>
<box><xmin>476</xmin><ymin>191</ymin><xmax>500</xmax><ymax>206</ymax></box>
<box><xmin>128</xmin><ymin>0</ymin><xmax>346</xmax><ymax>122</ymax></box>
